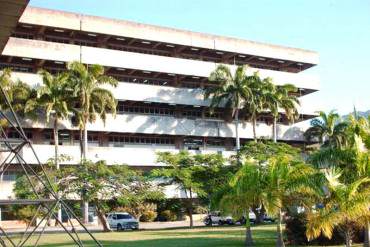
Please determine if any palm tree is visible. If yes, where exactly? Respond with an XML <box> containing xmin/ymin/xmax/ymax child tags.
<box><xmin>228</xmin><ymin>162</ymin><xmax>265</xmax><ymax>246</ymax></box>
<box><xmin>66</xmin><ymin>61</ymin><xmax>117</xmax><ymax>223</ymax></box>
<box><xmin>204</xmin><ymin>65</ymin><xmax>252</xmax><ymax>150</ymax></box>
<box><xmin>243</xmin><ymin>72</ymin><xmax>266</xmax><ymax>142</ymax></box>
<box><xmin>1</xmin><ymin>68</ymin><xmax>36</xmax><ymax>118</ymax></box>
<box><xmin>306</xmin><ymin>169</ymin><xmax>370</xmax><ymax>247</ymax></box>
<box><xmin>67</xmin><ymin>61</ymin><xmax>118</xmax><ymax>159</ymax></box>
<box><xmin>264</xmin><ymin>83</ymin><xmax>300</xmax><ymax>143</ymax></box>
<box><xmin>262</xmin><ymin>156</ymin><xmax>319</xmax><ymax>247</ymax></box>
<box><xmin>304</xmin><ymin>110</ymin><xmax>348</xmax><ymax>148</ymax></box>
<box><xmin>27</xmin><ymin>70</ymin><xmax>71</xmax><ymax>169</ymax></box>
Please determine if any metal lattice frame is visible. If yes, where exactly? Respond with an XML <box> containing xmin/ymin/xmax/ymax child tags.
<box><xmin>0</xmin><ymin>86</ymin><xmax>103</xmax><ymax>246</ymax></box>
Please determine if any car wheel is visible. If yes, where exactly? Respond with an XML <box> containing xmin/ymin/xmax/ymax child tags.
<box><xmin>117</xmin><ymin>224</ymin><xmax>123</xmax><ymax>231</ymax></box>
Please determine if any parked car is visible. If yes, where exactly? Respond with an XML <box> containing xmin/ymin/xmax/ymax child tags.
<box><xmin>107</xmin><ymin>212</ymin><xmax>139</xmax><ymax>231</ymax></box>
<box><xmin>203</xmin><ymin>211</ymin><xmax>256</xmax><ymax>226</ymax></box>
<box><xmin>203</xmin><ymin>211</ymin><xmax>232</xmax><ymax>226</ymax></box>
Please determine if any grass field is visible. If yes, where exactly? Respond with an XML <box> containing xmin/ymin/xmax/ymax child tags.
<box><xmin>11</xmin><ymin>224</ymin><xmax>358</xmax><ymax>247</ymax></box>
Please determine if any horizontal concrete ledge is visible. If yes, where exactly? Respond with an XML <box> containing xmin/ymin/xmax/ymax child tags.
<box><xmin>19</xmin><ymin>6</ymin><xmax>319</xmax><ymax>65</ymax></box>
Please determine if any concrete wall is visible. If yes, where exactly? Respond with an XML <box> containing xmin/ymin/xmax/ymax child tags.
<box><xmin>17</xmin><ymin>113</ymin><xmax>306</xmax><ymax>141</ymax></box>
<box><xmin>4</xmin><ymin>38</ymin><xmax>320</xmax><ymax>91</ymax></box>
<box><xmin>19</xmin><ymin>6</ymin><xmax>319</xmax><ymax>65</ymax></box>
<box><xmin>11</xmin><ymin>71</ymin><xmax>318</xmax><ymax>115</ymax></box>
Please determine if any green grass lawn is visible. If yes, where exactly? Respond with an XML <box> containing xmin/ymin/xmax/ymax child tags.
<box><xmin>9</xmin><ymin>224</ymin><xmax>358</xmax><ymax>247</ymax></box>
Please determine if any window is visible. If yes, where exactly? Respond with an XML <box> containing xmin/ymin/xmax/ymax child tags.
<box><xmin>117</xmin><ymin>214</ymin><xmax>132</xmax><ymax>220</ymax></box>
<box><xmin>1</xmin><ymin>171</ymin><xmax>17</xmax><ymax>181</ymax></box>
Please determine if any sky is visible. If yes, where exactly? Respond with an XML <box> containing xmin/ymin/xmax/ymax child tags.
<box><xmin>29</xmin><ymin>0</ymin><xmax>370</xmax><ymax>115</ymax></box>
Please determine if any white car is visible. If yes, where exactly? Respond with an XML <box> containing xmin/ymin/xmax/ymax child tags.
<box><xmin>107</xmin><ymin>212</ymin><xmax>139</xmax><ymax>231</ymax></box>
<box><xmin>203</xmin><ymin>211</ymin><xmax>256</xmax><ymax>226</ymax></box>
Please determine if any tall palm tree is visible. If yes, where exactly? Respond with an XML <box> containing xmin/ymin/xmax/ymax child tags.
<box><xmin>229</xmin><ymin>162</ymin><xmax>265</xmax><ymax>246</ymax></box>
<box><xmin>244</xmin><ymin>72</ymin><xmax>265</xmax><ymax>142</ymax></box>
<box><xmin>27</xmin><ymin>70</ymin><xmax>71</xmax><ymax>169</ymax></box>
<box><xmin>263</xmin><ymin>156</ymin><xmax>319</xmax><ymax>247</ymax></box>
<box><xmin>67</xmin><ymin>61</ymin><xmax>118</xmax><ymax>160</ymax></box>
<box><xmin>204</xmin><ymin>65</ymin><xmax>252</xmax><ymax>150</ymax></box>
<box><xmin>306</xmin><ymin>169</ymin><xmax>370</xmax><ymax>247</ymax></box>
<box><xmin>66</xmin><ymin>61</ymin><xmax>117</xmax><ymax>223</ymax></box>
<box><xmin>264</xmin><ymin>83</ymin><xmax>300</xmax><ymax>143</ymax></box>
<box><xmin>304</xmin><ymin>110</ymin><xmax>348</xmax><ymax>148</ymax></box>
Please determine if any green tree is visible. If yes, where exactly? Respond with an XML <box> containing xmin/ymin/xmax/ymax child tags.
<box><xmin>262</xmin><ymin>156</ymin><xmax>319</xmax><ymax>247</ymax></box>
<box><xmin>243</xmin><ymin>72</ymin><xmax>266</xmax><ymax>142</ymax></box>
<box><xmin>306</xmin><ymin>169</ymin><xmax>370</xmax><ymax>247</ymax></box>
<box><xmin>264</xmin><ymin>83</ymin><xmax>300</xmax><ymax>143</ymax></box>
<box><xmin>26</xmin><ymin>70</ymin><xmax>71</xmax><ymax>170</ymax></box>
<box><xmin>0</xmin><ymin>68</ymin><xmax>36</xmax><ymax>120</ymax></box>
<box><xmin>67</xmin><ymin>61</ymin><xmax>118</xmax><ymax>160</ymax></box>
<box><xmin>152</xmin><ymin>151</ymin><xmax>206</xmax><ymax>228</ymax></box>
<box><xmin>67</xmin><ymin>61</ymin><xmax>117</xmax><ymax>223</ymax></box>
<box><xmin>308</xmin><ymin>112</ymin><xmax>370</xmax><ymax>246</ymax></box>
<box><xmin>60</xmin><ymin>160</ymin><xmax>163</xmax><ymax>232</ymax></box>
<box><xmin>237</xmin><ymin>140</ymin><xmax>302</xmax><ymax>223</ymax></box>
<box><xmin>204</xmin><ymin>65</ymin><xmax>252</xmax><ymax>150</ymax></box>
<box><xmin>304</xmin><ymin>110</ymin><xmax>348</xmax><ymax>148</ymax></box>
<box><xmin>191</xmin><ymin>153</ymin><xmax>236</xmax><ymax>208</ymax></box>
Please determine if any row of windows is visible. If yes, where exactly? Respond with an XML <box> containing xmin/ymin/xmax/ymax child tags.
<box><xmin>117</xmin><ymin>104</ymin><xmax>175</xmax><ymax>116</ymax></box>
<box><xmin>108</xmin><ymin>136</ymin><xmax>175</xmax><ymax>145</ymax></box>
<box><xmin>5</xmin><ymin>129</ymin><xmax>226</xmax><ymax>147</ymax></box>
<box><xmin>118</xmin><ymin>104</ymin><xmax>223</xmax><ymax>119</ymax></box>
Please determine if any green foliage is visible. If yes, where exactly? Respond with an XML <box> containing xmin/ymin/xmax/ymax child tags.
<box><xmin>204</xmin><ymin>64</ymin><xmax>252</xmax><ymax>116</ymax></box>
<box><xmin>306</xmin><ymin>170</ymin><xmax>370</xmax><ymax>241</ymax></box>
<box><xmin>159</xmin><ymin>210</ymin><xmax>178</xmax><ymax>222</ymax></box>
<box><xmin>0</xmin><ymin>68</ymin><xmax>37</xmax><ymax>120</ymax></box>
<box><xmin>304</xmin><ymin>110</ymin><xmax>348</xmax><ymax>148</ymax></box>
<box><xmin>139</xmin><ymin>210</ymin><xmax>157</xmax><ymax>222</ymax></box>
<box><xmin>238</xmin><ymin>140</ymin><xmax>302</xmax><ymax>164</ymax></box>
<box><xmin>153</xmin><ymin>151</ymin><xmax>206</xmax><ymax>198</ymax></box>
<box><xmin>67</xmin><ymin>61</ymin><xmax>118</xmax><ymax>129</ymax></box>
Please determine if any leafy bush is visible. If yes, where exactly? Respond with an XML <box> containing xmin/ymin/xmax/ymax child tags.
<box><xmin>140</xmin><ymin>210</ymin><xmax>157</xmax><ymax>222</ymax></box>
<box><xmin>285</xmin><ymin>213</ymin><xmax>364</xmax><ymax>246</ymax></box>
<box><xmin>158</xmin><ymin>210</ymin><xmax>177</xmax><ymax>222</ymax></box>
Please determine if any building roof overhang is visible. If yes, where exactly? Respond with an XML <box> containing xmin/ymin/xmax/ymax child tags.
<box><xmin>0</xmin><ymin>0</ymin><xmax>29</xmax><ymax>54</ymax></box>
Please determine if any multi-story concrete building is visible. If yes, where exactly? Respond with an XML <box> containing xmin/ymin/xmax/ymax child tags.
<box><xmin>0</xmin><ymin>5</ymin><xmax>319</xmax><ymax>215</ymax></box>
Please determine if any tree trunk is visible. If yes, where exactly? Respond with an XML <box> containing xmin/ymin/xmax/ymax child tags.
<box><xmin>83</xmin><ymin>127</ymin><xmax>88</xmax><ymax>160</ymax></box>
<box><xmin>273</xmin><ymin>117</ymin><xmax>277</xmax><ymax>143</ymax></box>
<box><xmin>345</xmin><ymin>228</ymin><xmax>352</xmax><ymax>247</ymax></box>
<box><xmin>95</xmin><ymin>205</ymin><xmax>111</xmax><ymax>232</ymax></box>
<box><xmin>53</xmin><ymin>117</ymin><xmax>62</xmax><ymax>225</ymax></box>
<box><xmin>82</xmin><ymin>125</ymin><xmax>89</xmax><ymax>224</ymax></box>
<box><xmin>235</xmin><ymin>109</ymin><xmax>240</xmax><ymax>150</ymax></box>
<box><xmin>364</xmin><ymin>220</ymin><xmax>370</xmax><ymax>247</ymax></box>
<box><xmin>252</xmin><ymin>205</ymin><xmax>265</xmax><ymax>224</ymax></box>
<box><xmin>188</xmin><ymin>189</ymin><xmax>194</xmax><ymax>228</ymax></box>
<box><xmin>53</xmin><ymin>118</ymin><xmax>59</xmax><ymax>170</ymax></box>
<box><xmin>252</xmin><ymin>116</ymin><xmax>257</xmax><ymax>142</ymax></box>
<box><xmin>244</xmin><ymin>208</ymin><xmax>254</xmax><ymax>246</ymax></box>
<box><xmin>276</xmin><ymin>208</ymin><xmax>285</xmax><ymax>247</ymax></box>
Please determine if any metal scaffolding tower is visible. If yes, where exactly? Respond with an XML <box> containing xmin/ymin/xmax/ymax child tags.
<box><xmin>0</xmin><ymin>85</ymin><xmax>102</xmax><ymax>246</ymax></box>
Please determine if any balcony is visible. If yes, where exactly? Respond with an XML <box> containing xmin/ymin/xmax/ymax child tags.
<box><xmin>3</xmin><ymin>38</ymin><xmax>319</xmax><ymax>91</ymax></box>
<box><xmin>17</xmin><ymin>113</ymin><xmax>306</xmax><ymax>141</ymax></box>
<box><xmin>12</xmin><ymin>144</ymin><xmax>234</xmax><ymax>166</ymax></box>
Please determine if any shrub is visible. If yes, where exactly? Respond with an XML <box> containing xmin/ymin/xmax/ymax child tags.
<box><xmin>158</xmin><ymin>210</ymin><xmax>177</xmax><ymax>222</ymax></box>
<box><xmin>140</xmin><ymin>210</ymin><xmax>157</xmax><ymax>222</ymax></box>
<box><xmin>285</xmin><ymin>213</ymin><xmax>364</xmax><ymax>246</ymax></box>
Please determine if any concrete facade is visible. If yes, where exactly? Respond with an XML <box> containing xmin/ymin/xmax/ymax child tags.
<box><xmin>0</xmin><ymin>6</ymin><xmax>319</xmax><ymax>200</ymax></box>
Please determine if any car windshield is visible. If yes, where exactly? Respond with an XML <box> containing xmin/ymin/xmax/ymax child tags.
<box><xmin>117</xmin><ymin>214</ymin><xmax>132</xmax><ymax>219</ymax></box>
